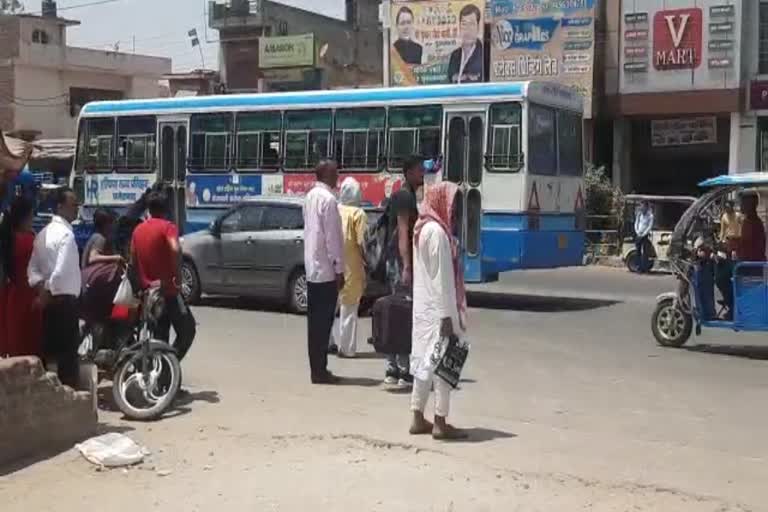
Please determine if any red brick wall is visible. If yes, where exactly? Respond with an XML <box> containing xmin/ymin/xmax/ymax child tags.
<box><xmin>0</xmin><ymin>17</ymin><xmax>19</xmax><ymax>132</ymax></box>
<box><xmin>0</xmin><ymin>16</ymin><xmax>20</xmax><ymax>59</ymax></box>
<box><xmin>0</xmin><ymin>357</ymin><xmax>97</xmax><ymax>468</ymax></box>
<box><xmin>0</xmin><ymin>64</ymin><xmax>15</xmax><ymax>132</ymax></box>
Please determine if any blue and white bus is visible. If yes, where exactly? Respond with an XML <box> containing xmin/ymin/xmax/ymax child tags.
<box><xmin>72</xmin><ymin>81</ymin><xmax>584</xmax><ymax>283</ymax></box>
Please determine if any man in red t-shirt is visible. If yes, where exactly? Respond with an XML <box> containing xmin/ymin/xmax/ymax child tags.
<box><xmin>131</xmin><ymin>191</ymin><xmax>195</xmax><ymax>360</ymax></box>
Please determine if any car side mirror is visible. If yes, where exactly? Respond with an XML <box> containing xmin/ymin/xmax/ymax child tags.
<box><xmin>210</xmin><ymin>220</ymin><xmax>221</xmax><ymax>237</ymax></box>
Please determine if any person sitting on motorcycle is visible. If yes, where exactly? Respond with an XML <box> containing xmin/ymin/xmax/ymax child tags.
<box><xmin>82</xmin><ymin>208</ymin><xmax>123</xmax><ymax>268</ymax></box>
<box><xmin>130</xmin><ymin>190</ymin><xmax>195</xmax><ymax>362</ymax></box>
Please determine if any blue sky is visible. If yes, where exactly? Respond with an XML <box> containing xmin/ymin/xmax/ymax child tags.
<box><xmin>19</xmin><ymin>0</ymin><xmax>345</xmax><ymax>71</ymax></box>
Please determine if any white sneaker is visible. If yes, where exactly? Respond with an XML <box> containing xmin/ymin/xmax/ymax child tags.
<box><xmin>384</xmin><ymin>376</ymin><xmax>398</xmax><ymax>385</ymax></box>
<box><xmin>397</xmin><ymin>378</ymin><xmax>412</xmax><ymax>388</ymax></box>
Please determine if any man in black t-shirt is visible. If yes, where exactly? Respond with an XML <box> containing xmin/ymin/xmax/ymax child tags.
<box><xmin>383</xmin><ymin>156</ymin><xmax>424</xmax><ymax>387</ymax></box>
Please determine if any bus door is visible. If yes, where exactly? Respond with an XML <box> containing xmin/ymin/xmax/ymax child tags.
<box><xmin>444</xmin><ymin>111</ymin><xmax>485</xmax><ymax>282</ymax></box>
<box><xmin>158</xmin><ymin>121</ymin><xmax>188</xmax><ymax>234</ymax></box>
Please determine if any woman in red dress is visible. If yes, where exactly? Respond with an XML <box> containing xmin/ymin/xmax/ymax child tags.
<box><xmin>0</xmin><ymin>198</ymin><xmax>42</xmax><ymax>357</ymax></box>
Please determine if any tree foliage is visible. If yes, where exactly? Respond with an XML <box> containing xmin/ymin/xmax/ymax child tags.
<box><xmin>584</xmin><ymin>164</ymin><xmax>622</xmax><ymax>217</ymax></box>
<box><xmin>0</xmin><ymin>0</ymin><xmax>24</xmax><ymax>14</ymax></box>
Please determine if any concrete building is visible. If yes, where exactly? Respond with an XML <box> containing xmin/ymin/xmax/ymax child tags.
<box><xmin>0</xmin><ymin>6</ymin><xmax>171</xmax><ymax>139</ymax></box>
<box><xmin>601</xmin><ymin>0</ymin><xmax>754</xmax><ymax>195</ymax></box>
<box><xmin>208</xmin><ymin>0</ymin><xmax>382</xmax><ymax>92</ymax></box>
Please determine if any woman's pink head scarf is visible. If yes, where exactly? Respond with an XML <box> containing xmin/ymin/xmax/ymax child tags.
<box><xmin>414</xmin><ymin>181</ymin><xmax>467</xmax><ymax>329</ymax></box>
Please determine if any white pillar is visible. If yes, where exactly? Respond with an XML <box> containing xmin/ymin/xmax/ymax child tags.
<box><xmin>728</xmin><ymin>112</ymin><xmax>757</xmax><ymax>174</ymax></box>
<box><xmin>380</xmin><ymin>0</ymin><xmax>391</xmax><ymax>87</ymax></box>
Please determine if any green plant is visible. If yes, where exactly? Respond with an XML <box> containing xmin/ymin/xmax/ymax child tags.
<box><xmin>584</xmin><ymin>164</ymin><xmax>623</xmax><ymax>217</ymax></box>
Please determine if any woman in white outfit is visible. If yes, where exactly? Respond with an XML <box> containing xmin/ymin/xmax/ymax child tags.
<box><xmin>409</xmin><ymin>181</ymin><xmax>468</xmax><ymax>440</ymax></box>
<box><xmin>331</xmin><ymin>177</ymin><xmax>368</xmax><ymax>357</ymax></box>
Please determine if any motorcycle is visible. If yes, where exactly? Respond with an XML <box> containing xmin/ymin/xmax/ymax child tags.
<box><xmin>79</xmin><ymin>285</ymin><xmax>182</xmax><ymax>421</ymax></box>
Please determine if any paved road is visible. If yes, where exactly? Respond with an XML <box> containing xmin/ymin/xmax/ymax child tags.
<box><xmin>2</xmin><ymin>267</ymin><xmax>765</xmax><ymax>511</ymax></box>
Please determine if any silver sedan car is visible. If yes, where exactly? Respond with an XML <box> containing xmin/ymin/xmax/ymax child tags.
<box><xmin>180</xmin><ymin>197</ymin><xmax>387</xmax><ymax>313</ymax></box>
<box><xmin>180</xmin><ymin>197</ymin><xmax>309</xmax><ymax>312</ymax></box>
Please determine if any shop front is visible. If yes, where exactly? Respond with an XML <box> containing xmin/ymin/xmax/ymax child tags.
<box><xmin>630</xmin><ymin>115</ymin><xmax>730</xmax><ymax>194</ymax></box>
<box><xmin>614</xmin><ymin>0</ymin><xmax>743</xmax><ymax>195</ymax></box>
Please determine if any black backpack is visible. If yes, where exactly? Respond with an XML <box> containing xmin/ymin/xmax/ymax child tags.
<box><xmin>364</xmin><ymin>203</ymin><xmax>391</xmax><ymax>283</ymax></box>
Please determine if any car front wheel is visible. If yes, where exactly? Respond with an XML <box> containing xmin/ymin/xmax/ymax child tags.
<box><xmin>287</xmin><ymin>269</ymin><xmax>308</xmax><ymax>314</ymax></box>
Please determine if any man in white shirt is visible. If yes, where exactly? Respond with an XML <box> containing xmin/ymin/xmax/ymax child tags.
<box><xmin>28</xmin><ymin>187</ymin><xmax>82</xmax><ymax>388</ymax></box>
<box><xmin>303</xmin><ymin>159</ymin><xmax>345</xmax><ymax>384</ymax></box>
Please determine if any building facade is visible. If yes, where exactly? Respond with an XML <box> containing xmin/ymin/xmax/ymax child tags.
<box><xmin>209</xmin><ymin>0</ymin><xmax>382</xmax><ymax>92</ymax></box>
<box><xmin>0</xmin><ymin>10</ymin><xmax>171</xmax><ymax>139</ymax></box>
<box><xmin>601</xmin><ymin>0</ymin><xmax>754</xmax><ymax>194</ymax></box>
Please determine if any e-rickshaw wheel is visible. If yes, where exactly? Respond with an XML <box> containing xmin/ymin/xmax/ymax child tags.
<box><xmin>651</xmin><ymin>298</ymin><xmax>692</xmax><ymax>347</ymax></box>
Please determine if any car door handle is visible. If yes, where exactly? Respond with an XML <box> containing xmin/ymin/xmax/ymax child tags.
<box><xmin>245</xmin><ymin>237</ymin><xmax>255</xmax><ymax>245</ymax></box>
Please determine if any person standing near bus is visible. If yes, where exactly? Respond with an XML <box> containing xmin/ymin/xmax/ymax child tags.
<box><xmin>303</xmin><ymin>159</ymin><xmax>345</xmax><ymax>384</ymax></box>
<box><xmin>331</xmin><ymin>177</ymin><xmax>368</xmax><ymax>358</ymax></box>
<box><xmin>28</xmin><ymin>187</ymin><xmax>82</xmax><ymax>387</ymax></box>
<box><xmin>0</xmin><ymin>197</ymin><xmax>42</xmax><ymax>357</ymax></box>
<box><xmin>384</xmin><ymin>156</ymin><xmax>424</xmax><ymax>386</ymax></box>
<box><xmin>409</xmin><ymin>181</ymin><xmax>468</xmax><ymax>440</ymax></box>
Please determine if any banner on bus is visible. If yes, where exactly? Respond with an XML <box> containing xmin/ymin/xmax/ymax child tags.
<box><xmin>284</xmin><ymin>173</ymin><xmax>403</xmax><ymax>208</ymax></box>
<box><xmin>489</xmin><ymin>0</ymin><xmax>596</xmax><ymax>116</ymax></box>
<box><xmin>84</xmin><ymin>173</ymin><xmax>156</xmax><ymax>205</ymax></box>
<box><xmin>186</xmin><ymin>175</ymin><xmax>264</xmax><ymax>206</ymax></box>
<box><xmin>389</xmin><ymin>0</ymin><xmax>486</xmax><ymax>86</ymax></box>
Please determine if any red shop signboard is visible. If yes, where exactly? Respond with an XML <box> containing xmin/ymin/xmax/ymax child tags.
<box><xmin>653</xmin><ymin>8</ymin><xmax>703</xmax><ymax>70</ymax></box>
<box><xmin>751</xmin><ymin>81</ymin><xmax>768</xmax><ymax>110</ymax></box>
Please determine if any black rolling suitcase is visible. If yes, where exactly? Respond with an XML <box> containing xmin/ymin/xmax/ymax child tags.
<box><xmin>371</xmin><ymin>294</ymin><xmax>412</xmax><ymax>354</ymax></box>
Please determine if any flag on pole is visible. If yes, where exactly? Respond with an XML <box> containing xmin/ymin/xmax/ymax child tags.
<box><xmin>188</xmin><ymin>29</ymin><xmax>200</xmax><ymax>47</ymax></box>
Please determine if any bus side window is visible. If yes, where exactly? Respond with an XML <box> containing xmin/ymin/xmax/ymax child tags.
<box><xmin>334</xmin><ymin>107</ymin><xmax>386</xmax><ymax>170</ymax></box>
<box><xmin>388</xmin><ymin>105</ymin><xmax>442</xmax><ymax>170</ymax></box>
<box><xmin>117</xmin><ymin>116</ymin><xmax>157</xmax><ymax>171</ymax></box>
<box><xmin>557</xmin><ymin>110</ymin><xmax>583</xmax><ymax>177</ymax></box>
<box><xmin>487</xmin><ymin>103</ymin><xmax>522</xmax><ymax>172</ymax></box>
<box><xmin>528</xmin><ymin>104</ymin><xmax>557</xmax><ymax>176</ymax></box>
<box><xmin>284</xmin><ymin>110</ymin><xmax>332</xmax><ymax>170</ymax></box>
<box><xmin>236</xmin><ymin>112</ymin><xmax>282</xmax><ymax>171</ymax></box>
<box><xmin>76</xmin><ymin>118</ymin><xmax>115</xmax><ymax>172</ymax></box>
<box><xmin>190</xmin><ymin>113</ymin><xmax>233</xmax><ymax>171</ymax></box>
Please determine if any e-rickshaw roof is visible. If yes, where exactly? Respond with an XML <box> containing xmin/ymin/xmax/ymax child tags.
<box><xmin>699</xmin><ymin>173</ymin><xmax>768</xmax><ymax>188</ymax></box>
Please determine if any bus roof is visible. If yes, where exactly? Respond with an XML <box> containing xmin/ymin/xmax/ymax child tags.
<box><xmin>81</xmin><ymin>81</ymin><xmax>583</xmax><ymax>117</ymax></box>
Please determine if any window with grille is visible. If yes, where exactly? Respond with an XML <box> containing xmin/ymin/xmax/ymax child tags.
<box><xmin>387</xmin><ymin>105</ymin><xmax>442</xmax><ymax>170</ymax></box>
<box><xmin>284</xmin><ymin>110</ymin><xmax>332</xmax><ymax>170</ymax></box>
<box><xmin>190</xmin><ymin>114</ymin><xmax>233</xmax><ymax>171</ymax></box>
<box><xmin>236</xmin><ymin>112</ymin><xmax>282</xmax><ymax>170</ymax></box>
<box><xmin>487</xmin><ymin>103</ymin><xmax>522</xmax><ymax>172</ymax></box>
<box><xmin>333</xmin><ymin>108</ymin><xmax>386</xmax><ymax>170</ymax></box>
<box><xmin>760</xmin><ymin>2</ymin><xmax>768</xmax><ymax>74</ymax></box>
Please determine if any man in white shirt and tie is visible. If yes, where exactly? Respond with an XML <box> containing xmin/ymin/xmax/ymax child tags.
<box><xmin>28</xmin><ymin>187</ymin><xmax>82</xmax><ymax>388</ymax></box>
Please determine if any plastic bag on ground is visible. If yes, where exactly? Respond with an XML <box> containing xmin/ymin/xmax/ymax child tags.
<box><xmin>76</xmin><ymin>433</ymin><xmax>148</xmax><ymax>467</ymax></box>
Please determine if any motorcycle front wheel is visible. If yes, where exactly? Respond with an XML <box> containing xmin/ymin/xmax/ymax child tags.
<box><xmin>112</xmin><ymin>348</ymin><xmax>182</xmax><ymax>421</ymax></box>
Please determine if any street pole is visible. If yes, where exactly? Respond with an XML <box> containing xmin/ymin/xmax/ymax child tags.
<box><xmin>381</xmin><ymin>0</ymin><xmax>390</xmax><ymax>87</ymax></box>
